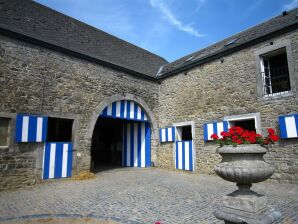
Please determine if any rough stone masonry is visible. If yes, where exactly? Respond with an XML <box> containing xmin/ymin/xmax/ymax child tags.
<box><xmin>0</xmin><ymin>0</ymin><xmax>297</xmax><ymax>190</ymax></box>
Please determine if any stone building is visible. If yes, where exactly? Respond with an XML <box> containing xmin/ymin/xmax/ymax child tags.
<box><xmin>0</xmin><ymin>0</ymin><xmax>297</xmax><ymax>190</ymax></box>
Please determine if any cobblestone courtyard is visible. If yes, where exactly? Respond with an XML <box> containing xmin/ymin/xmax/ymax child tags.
<box><xmin>0</xmin><ymin>168</ymin><xmax>297</xmax><ymax>224</ymax></box>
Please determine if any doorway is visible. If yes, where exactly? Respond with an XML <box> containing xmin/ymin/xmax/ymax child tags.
<box><xmin>91</xmin><ymin>100</ymin><xmax>152</xmax><ymax>172</ymax></box>
<box><xmin>91</xmin><ymin>117</ymin><xmax>125</xmax><ymax>171</ymax></box>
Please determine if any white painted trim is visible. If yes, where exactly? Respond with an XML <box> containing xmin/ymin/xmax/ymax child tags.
<box><xmin>224</xmin><ymin>112</ymin><xmax>261</xmax><ymax>134</ymax></box>
<box><xmin>255</xmin><ymin>39</ymin><xmax>296</xmax><ymax>99</ymax></box>
<box><xmin>172</xmin><ymin>121</ymin><xmax>196</xmax><ymax>172</ymax></box>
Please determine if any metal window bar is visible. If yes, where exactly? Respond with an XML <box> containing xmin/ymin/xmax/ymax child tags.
<box><xmin>261</xmin><ymin>66</ymin><xmax>290</xmax><ymax>97</ymax></box>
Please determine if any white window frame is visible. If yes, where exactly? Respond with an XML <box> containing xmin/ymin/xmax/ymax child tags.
<box><xmin>224</xmin><ymin>113</ymin><xmax>261</xmax><ymax>134</ymax></box>
<box><xmin>172</xmin><ymin>121</ymin><xmax>196</xmax><ymax>171</ymax></box>
<box><xmin>255</xmin><ymin>40</ymin><xmax>296</xmax><ymax>100</ymax></box>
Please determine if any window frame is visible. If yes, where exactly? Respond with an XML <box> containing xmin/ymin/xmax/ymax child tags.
<box><xmin>255</xmin><ymin>40</ymin><xmax>296</xmax><ymax>100</ymax></box>
<box><xmin>47</xmin><ymin>116</ymin><xmax>74</xmax><ymax>143</ymax></box>
<box><xmin>176</xmin><ymin>125</ymin><xmax>193</xmax><ymax>141</ymax></box>
<box><xmin>172</xmin><ymin>121</ymin><xmax>196</xmax><ymax>171</ymax></box>
<box><xmin>0</xmin><ymin>112</ymin><xmax>14</xmax><ymax>149</ymax></box>
<box><xmin>224</xmin><ymin>112</ymin><xmax>261</xmax><ymax>134</ymax></box>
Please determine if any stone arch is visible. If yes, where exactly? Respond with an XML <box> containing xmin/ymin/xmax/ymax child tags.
<box><xmin>86</xmin><ymin>93</ymin><xmax>158</xmax><ymax>165</ymax></box>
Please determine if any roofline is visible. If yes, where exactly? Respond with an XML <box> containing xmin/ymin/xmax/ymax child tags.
<box><xmin>1</xmin><ymin>18</ymin><xmax>297</xmax><ymax>83</ymax></box>
<box><xmin>157</xmin><ymin>22</ymin><xmax>298</xmax><ymax>80</ymax></box>
<box><xmin>30</xmin><ymin>0</ymin><xmax>168</xmax><ymax>63</ymax></box>
<box><xmin>0</xmin><ymin>26</ymin><xmax>159</xmax><ymax>83</ymax></box>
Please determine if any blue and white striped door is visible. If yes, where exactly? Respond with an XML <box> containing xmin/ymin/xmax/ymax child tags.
<box><xmin>122</xmin><ymin>122</ymin><xmax>151</xmax><ymax>167</ymax></box>
<box><xmin>101</xmin><ymin>100</ymin><xmax>148</xmax><ymax>122</ymax></box>
<box><xmin>42</xmin><ymin>142</ymin><xmax>73</xmax><ymax>179</ymax></box>
<box><xmin>175</xmin><ymin>141</ymin><xmax>193</xmax><ymax>171</ymax></box>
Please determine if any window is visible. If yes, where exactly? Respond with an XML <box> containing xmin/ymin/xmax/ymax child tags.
<box><xmin>47</xmin><ymin>117</ymin><xmax>73</xmax><ymax>142</ymax></box>
<box><xmin>255</xmin><ymin>40</ymin><xmax>296</xmax><ymax>99</ymax></box>
<box><xmin>232</xmin><ymin>119</ymin><xmax>256</xmax><ymax>132</ymax></box>
<box><xmin>224</xmin><ymin>113</ymin><xmax>261</xmax><ymax>134</ymax></box>
<box><xmin>0</xmin><ymin>117</ymin><xmax>10</xmax><ymax>147</ymax></box>
<box><xmin>260</xmin><ymin>48</ymin><xmax>290</xmax><ymax>96</ymax></box>
<box><xmin>181</xmin><ymin>126</ymin><xmax>192</xmax><ymax>140</ymax></box>
<box><xmin>174</xmin><ymin>121</ymin><xmax>194</xmax><ymax>141</ymax></box>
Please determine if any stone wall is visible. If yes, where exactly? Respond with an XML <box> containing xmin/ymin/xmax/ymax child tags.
<box><xmin>0</xmin><ymin>28</ymin><xmax>297</xmax><ymax>190</ymax></box>
<box><xmin>0</xmin><ymin>34</ymin><xmax>160</xmax><ymax>190</ymax></box>
<box><xmin>158</xmin><ymin>30</ymin><xmax>298</xmax><ymax>183</ymax></box>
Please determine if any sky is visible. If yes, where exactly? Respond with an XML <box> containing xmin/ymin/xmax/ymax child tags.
<box><xmin>34</xmin><ymin>0</ymin><xmax>298</xmax><ymax>62</ymax></box>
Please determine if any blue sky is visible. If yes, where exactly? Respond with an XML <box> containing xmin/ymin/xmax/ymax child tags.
<box><xmin>35</xmin><ymin>0</ymin><xmax>298</xmax><ymax>62</ymax></box>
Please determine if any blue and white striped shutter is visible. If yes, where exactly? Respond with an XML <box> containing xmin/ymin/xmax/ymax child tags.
<box><xmin>101</xmin><ymin>100</ymin><xmax>148</xmax><ymax>122</ymax></box>
<box><xmin>159</xmin><ymin>127</ymin><xmax>175</xmax><ymax>142</ymax></box>
<box><xmin>122</xmin><ymin>122</ymin><xmax>151</xmax><ymax>167</ymax></box>
<box><xmin>175</xmin><ymin>141</ymin><xmax>193</xmax><ymax>171</ymax></box>
<box><xmin>279</xmin><ymin>114</ymin><xmax>298</xmax><ymax>138</ymax></box>
<box><xmin>15</xmin><ymin>114</ymin><xmax>48</xmax><ymax>142</ymax></box>
<box><xmin>204</xmin><ymin>121</ymin><xmax>228</xmax><ymax>141</ymax></box>
<box><xmin>42</xmin><ymin>142</ymin><xmax>73</xmax><ymax>179</ymax></box>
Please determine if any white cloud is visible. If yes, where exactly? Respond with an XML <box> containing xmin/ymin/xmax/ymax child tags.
<box><xmin>149</xmin><ymin>0</ymin><xmax>204</xmax><ymax>37</ymax></box>
<box><xmin>284</xmin><ymin>0</ymin><xmax>298</xmax><ymax>10</ymax></box>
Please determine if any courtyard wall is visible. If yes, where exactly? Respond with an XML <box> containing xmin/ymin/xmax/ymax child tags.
<box><xmin>158</xmin><ymin>30</ymin><xmax>298</xmax><ymax>183</ymax></box>
<box><xmin>0</xmin><ymin>34</ymin><xmax>160</xmax><ymax>190</ymax></box>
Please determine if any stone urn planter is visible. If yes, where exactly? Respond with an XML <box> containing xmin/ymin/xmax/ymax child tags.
<box><xmin>214</xmin><ymin>144</ymin><xmax>281</xmax><ymax>224</ymax></box>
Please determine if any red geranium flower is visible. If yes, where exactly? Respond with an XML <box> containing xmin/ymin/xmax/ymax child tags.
<box><xmin>210</xmin><ymin>133</ymin><xmax>219</xmax><ymax>140</ymax></box>
<box><xmin>270</xmin><ymin>135</ymin><xmax>279</xmax><ymax>142</ymax></box>
<box><xmin>267</xmin><ymin>128</ymin><xmax>275</xmax><ymax>135</ymax></box>
<box><xmin>210</xmin><ymin>126</ymin><xmax>278</xmax><ymax>147</ymax></box>
<box><xmin>220</xmin><ymin>131</ymin><xmax>230</xmax><ymax>137</ymax></box>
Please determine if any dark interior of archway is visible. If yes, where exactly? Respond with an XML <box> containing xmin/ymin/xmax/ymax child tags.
<box><xmin>91</xmin><ymin>117</ymin><xmax>126</xmax><ymax>172</ymax></box>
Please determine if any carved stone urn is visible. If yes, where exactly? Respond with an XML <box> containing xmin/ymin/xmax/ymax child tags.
<box><xmin>214</xmin><ymin>144</ymin><xmax>281</xmax><ymax>224</ymax></box>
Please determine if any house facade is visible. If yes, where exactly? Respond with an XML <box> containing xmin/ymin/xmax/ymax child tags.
<box><xmin>0</xmin><ymin>0</ymin><xmax>297</xmax><ymax>190</ymax></box>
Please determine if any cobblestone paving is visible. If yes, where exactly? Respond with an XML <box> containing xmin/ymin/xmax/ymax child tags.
<box><xmin>0</xmin><ymin>168</ymin><xmax>297</xmax><ymax>224</ymax></box>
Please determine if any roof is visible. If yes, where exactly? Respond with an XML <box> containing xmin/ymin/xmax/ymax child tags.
<box><xmin>0</xmin><ymin>1</ymin><xmax>297</xmax><ymax>81</ymax></box>
<box><xmin>158</xmin><ymin>8</ymin><xmax>298</xmax><ymax>78</ymax></box>
<box><xmin>0</xmin><ymin>0</ymin><xmax>168</xmax><ymax>78</ymax></box>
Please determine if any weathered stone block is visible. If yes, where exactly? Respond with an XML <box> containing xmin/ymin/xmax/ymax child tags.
<box><xmin>223</xmin><ymin>193</ymin><xmax>267</xmax><ymax>213</ymax></box>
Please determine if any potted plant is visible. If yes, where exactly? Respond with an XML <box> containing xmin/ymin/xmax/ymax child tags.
<box><xmin>211</xmin><ymin>126</ymin><xmax>281</xmax><ymax>224</ymax></box>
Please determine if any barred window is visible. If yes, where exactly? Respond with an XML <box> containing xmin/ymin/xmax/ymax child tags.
<box><xmin>260</xmin><ymin>48</ymin><xmax>291</xmax><ymax>97</ymax></box>
<box><xmin>255</xmin><ymin>40</ymin><xmax>295</xmax><ymax>99</ymax></box>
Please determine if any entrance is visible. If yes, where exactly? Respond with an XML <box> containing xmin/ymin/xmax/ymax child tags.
<box><xmin>91</xmin><ymin>100</ymin><xmax>151</xmax><ymax>172</ymax></box>
<box><xmin>91</xmin><ymin>117</ymin><xmax>124</xmax><ymax>170</ymax></box>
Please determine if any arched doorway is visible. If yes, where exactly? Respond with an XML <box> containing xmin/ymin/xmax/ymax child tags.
<box><xmin>91</xmin><ymin>100</ymin><xmax>151</xmax><ymax>172</ymax></box>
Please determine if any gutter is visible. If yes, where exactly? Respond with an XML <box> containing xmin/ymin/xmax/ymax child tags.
<box><xmin>157</xmin><ymin>22</ymin><xmax>298</xmax><ymax>80</ymax></box>
<box><xmin>0</xmin><ymin>26</ymin><xmax>159</xmax><ymax>83</ymax></box>
<box><xmin>1</xmin><ymin>21</ymin><xmax>297</xmax><ymax>83</ymax></box>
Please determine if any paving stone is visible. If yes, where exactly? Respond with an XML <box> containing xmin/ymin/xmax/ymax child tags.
<box><xmin>0</xmin><ymin>168</ymin><xmax>297</xmax><ymax>224</ymax></box>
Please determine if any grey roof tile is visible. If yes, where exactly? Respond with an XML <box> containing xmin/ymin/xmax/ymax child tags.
<box><xmin>159</xmin><ymin>7</ymin><xmax>298</xmax><ymax>77</ymax></box>
<box><xmin>0</xmin><ymin>0</ymin><xmax>168</xmax><ymax>77</ymax></box>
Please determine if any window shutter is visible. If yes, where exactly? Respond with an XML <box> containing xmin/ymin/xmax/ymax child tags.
<box><xmin>159</xmin><ymin>127</ymin><xmax>175</xmax><ymax>142</ymax></box>
<box><xmin>15</xmin><ymin>114</ymin><xmax>48</xmax><ymax>142</ymax></box>
<box><xmin>279</xmin><ymin>114</ymin><xmax>298</xmax><ymax>138</ymax></box>
<box><xmin>204</xmin><ymin>121</ymin><xmax>228</xmax><ymax>141</ymax></box>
